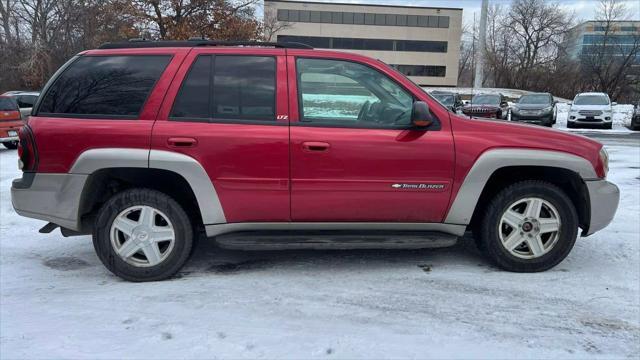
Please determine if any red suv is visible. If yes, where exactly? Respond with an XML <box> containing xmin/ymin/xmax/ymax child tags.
<box><xmin>11</xmin><ymin>40</ymin><xmax>619</xmax><ymax>281</ymax></box>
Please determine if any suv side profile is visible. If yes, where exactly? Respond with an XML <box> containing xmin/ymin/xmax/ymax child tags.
<box><xmin>12</xmin><ymin>40</ymin><xmax>619</xmax><ymax>282</ymax></box>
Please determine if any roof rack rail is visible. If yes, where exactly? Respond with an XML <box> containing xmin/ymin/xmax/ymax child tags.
<box><xmin>98</xmin><ymin>39</ymin><xmax>313</xmax><ymax>50</ymax></box>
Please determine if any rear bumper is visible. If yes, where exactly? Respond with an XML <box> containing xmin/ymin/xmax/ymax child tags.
<box><xmin>11</xmin><ymin>173</ymin><xmax>88</xmax><ymax>231</ymax></box>
<box><xmin>0</xmin><ymin>121</ymin><xmax>23</xmax><ymax>141</ymax></box>
<box><xmin>584</xmin><ymin>179</ymin><xmax>619</xmax><ymax>236</ymax></box>
<box><xmin>511</xmin><ymin>114</ymin><xmax>553</xmax><ymax>123</ymax></box>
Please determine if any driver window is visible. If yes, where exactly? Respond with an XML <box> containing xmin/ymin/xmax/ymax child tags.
<box><xmin>296</xmin><ymin>58</ymin><xmax>413</xmax><ymax>128</ymax></box>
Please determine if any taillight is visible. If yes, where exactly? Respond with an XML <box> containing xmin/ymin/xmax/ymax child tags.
<box><xmin>0</xmin><ymin>110</ymin><xmax>21</xmax><ymax>121</ymax></box>
<box><xmin>18</xmin><ymin>125</ymin><xmax>38</xmax><ymax>172</ymax></box>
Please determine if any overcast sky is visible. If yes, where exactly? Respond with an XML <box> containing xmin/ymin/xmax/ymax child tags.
<box><xmin>262</xmin><ymin>0</ymin><xmax>640</xmax><ymax>26</ymax></box>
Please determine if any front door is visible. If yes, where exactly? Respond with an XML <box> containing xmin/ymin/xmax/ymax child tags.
<box><xmin>153</xmin><ymin>49</ymin><xmax>290</xmax><ymax>223</ymax></box>
<box><xmin>289</xmin><ymin>57</ymin><xmax>455</xmax><ymax>223</ymax></box>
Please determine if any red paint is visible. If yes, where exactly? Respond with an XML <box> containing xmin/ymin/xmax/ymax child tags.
<box><xmin>24</xmin><ymin>46</ymin><xmax>605</xmax><ymax>225</ymax></box>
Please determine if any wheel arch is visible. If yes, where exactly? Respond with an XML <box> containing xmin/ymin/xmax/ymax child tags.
<box><xmin>70</xmin><ymin>148</ymin><xmax>226</xmax><ymax>233</ymax></box>
<box><xmin>445</xmin><ymin>149</ymin><xmax>595</xmax><ymax>231</ymax></box>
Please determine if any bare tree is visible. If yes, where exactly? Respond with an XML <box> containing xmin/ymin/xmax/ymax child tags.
<box><xmin>580</xmin><ymin>0</ymin><xmax>640</xmax><ymax>100</ymax></box>
<box><xmin>261</xmin><ymin>7</ymin><xmax>290</xmax><ymax>41</ymax></box>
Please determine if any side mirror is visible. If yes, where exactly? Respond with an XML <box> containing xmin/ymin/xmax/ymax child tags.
<box><xmin>568</xmin><ymin>102</ymin><xmax>572</xmax><ymax>105</ymax></box>
<box><xmin>500</xmin><ymin>101</ymin><xmax>508</xmax><ymax>107</ymax></box>
<box><xmin>412</xmin><ymin>101</ymin><xmax>434</xmax><ymax>127</ymax></box>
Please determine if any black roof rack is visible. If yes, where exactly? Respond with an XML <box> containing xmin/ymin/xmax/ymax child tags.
<box><xmin>98</xmin><ymin>39</ymin><xmax>313</xmax><ymax>50</ymax></box>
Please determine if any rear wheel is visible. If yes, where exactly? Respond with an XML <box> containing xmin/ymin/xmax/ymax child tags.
<box><xmin>93</xmin><ymin>188</ymin><xmax>193</xmax><ymax>282</ymax></box>
<box><xmin>2</xmin><ymin>141</ymin><xmax>18</xmax><ymax>149</ymax></box>
<box><xmin>478</xmin><ymin>181</ymin><xmax>578</xmax><ymax>272</ymax></box>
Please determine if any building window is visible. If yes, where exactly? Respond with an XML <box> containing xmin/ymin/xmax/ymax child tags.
<box><xmin>309</xmin><ymin>11</ymin><xmax>321</xmax><ymax>23</ymax></box>
<box><xmin>621</xmin><ymin>26</ymin><xmax>637</xmax><ymax>32</ymax></box>
<box><xmin>391</xmin><ymin>64</ymin><xmax>447</xmax><ymax>77</ymax></box>
<box><xmin>343</xmin><ymin>12</ymin><xmax>354</xmax><ymax>24</ymax></box>
<box><xmin>332</xmin><ymin>12</ymin><xmax>342</xmax><ymax>24</ymax></box>
<box><xmin>299</xmin><ymin>10</ymin><xmax>310</xmax><ymax>22</ymax></box>
<box><xmin>364</xmin><ymin>13</ymin><xmax>375</xmax><ymax>25</ymax></box>
<box><xmin>593</xmin><ymin>26</ymin><xmax>608</xmax><ymax>31</ymax></box>
<box><xmin>278</xmin><ymin>35</ymin><xmax>448</xmax><ymax>53</ymax></box>
<box><xmin>289</xmin><ymin>9</ymin><xmax>299</xmax><ymax>22</ymax></box>
<box><xmin>273</xmin><ymin>8</ymin><xmax>451</xmax><ymax>29</ymax></box>
<box><xmin>277</xmin><ymin>9</ymin><xmax>288</xmax><ymax>21</ymax></box>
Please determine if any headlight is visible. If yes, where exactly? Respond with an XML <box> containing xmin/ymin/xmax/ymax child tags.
<box><xmin>542</xmin><ymin>106</ymin><xmax>553</xmax><ymax>112</ymax></box>
<box><xmin>599</xmin><ymin>147</ymin><xmax>609</xmax><ymax>178</ymax></box>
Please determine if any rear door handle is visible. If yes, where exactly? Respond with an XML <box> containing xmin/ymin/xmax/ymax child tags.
<box><xmin>302</xmin><ymin>141</ymin><xmax>330</xmax><ymax>152</ymax></box>
<box><xmin>167</xmin><ymin>137</ymin><xmax>197</xmax><ymax>148</ymax></box>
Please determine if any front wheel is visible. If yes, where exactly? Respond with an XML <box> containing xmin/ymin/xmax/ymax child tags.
<box><xmin>2</xmin><ymin>141</ymin><xmax>18</xmax><ymax>149</ymax></box>
<box><xmin>478</xmin><ymin>181</ymin><xmax>578</xmax><ymax>272</ymax></box>
<box><xmin>93</xmin><ymin>188</ymin><xmax>193</xmax><ymax>282</ymax></box>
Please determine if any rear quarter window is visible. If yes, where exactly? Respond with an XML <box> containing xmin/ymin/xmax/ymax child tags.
<box><xmin>0</xmin><ymin>97</ymin><xmax>18</xmax><ymax>111</ymax></box>
<box><xmin>38</xmin><ymin>55</ymin><xmax>171</xmax><ymax>118</ymax></box>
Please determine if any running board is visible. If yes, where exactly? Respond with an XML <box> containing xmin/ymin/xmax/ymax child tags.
<box><xmin>213</xmin><ymin>231</ymin><xmax>458</xmax><ymax>250</ymax></box>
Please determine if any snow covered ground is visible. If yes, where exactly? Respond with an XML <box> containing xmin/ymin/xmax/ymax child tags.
<box><xmin>1</xmin><ymin>136</ymin><xmax>639</xmax><ymax>359</ymax></box>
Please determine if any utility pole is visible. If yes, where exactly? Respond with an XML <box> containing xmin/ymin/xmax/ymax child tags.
<box><xmin>474</xmin><ymin>0</ymin><xmax>488</xmax><ymax>88</ymax></box>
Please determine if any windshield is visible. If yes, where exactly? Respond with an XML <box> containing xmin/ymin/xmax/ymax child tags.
<box><xmin>518</xmin><ymin>94</ymin><xmax>550</xmax><ymax>105</ymax></box>
<box><xmin>432</xmin><ymin>94</ymin><xmax>454</xmax><ymax>106</ymax></box>
<box><xmin>574</xmin><ymin>95</ymin><xmax>609</xmax><ymax>105</ymax></box>
<box><xmin>0</xmin><ymin>97</ymin><xmax>18</xmax><ymax>111</ymax></box>
<box><xmin>472</xmin><ymin>94</ymin><xmax>500</xmax><ymax>106</ymax></box>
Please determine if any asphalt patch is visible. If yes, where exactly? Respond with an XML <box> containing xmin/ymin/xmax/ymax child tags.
<box><xmin>43</xmin><ymin>256</ymin><xmax>90</xmax><ymax>271</ymax></box>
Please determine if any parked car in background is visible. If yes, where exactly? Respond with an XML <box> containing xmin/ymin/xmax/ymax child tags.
<box><xmin>11</xmin><ymin>40</ymin><xmax>619</xmax><ymax>281</ymax></box>
<box><xmin>0</xmin><ymin>95</ymin><xmax>23</xmax><ymax>149</ymax></box>
<box><xmin>1</xmin><ymin>91</ymin><xmax>40</xmax><ymax>119</ymax></box>
<box><xmin>462</xmin><ymin>93</ymin><xmax>509</xmax><ymax>119</ymax></box>
<box><xmin>568</xmin><ymin>92</ymin><xmax>614</xmax><ymax>129</ymax></box>
<box><xmin>631</xmin><ymin>102</ymin><xmax>640</xmax><ymax>130</ymax></box>
<box><xmin>430</xmin><ymin>91</ymin><xmax>464</xmax><ymax>114</ymax></box>
<box><xmin>510</xmin><ymin>93</ymin><xmax>556</xmax><ymax>127</ymax></box>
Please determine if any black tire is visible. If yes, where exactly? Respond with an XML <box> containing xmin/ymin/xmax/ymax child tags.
<box><xmin>2</xmin><ymin>141</ymin><xmax>18</xmax><ymax>149</ymax></box>
<box><xmin>93</xmin><ymin>188</ymin><xmax>193</xmax><ymax>282</ymax></box>
<box><xmin>478</xmin><ymin>180</ymin><xmax>579</xmax><ymax>272</ymax></box>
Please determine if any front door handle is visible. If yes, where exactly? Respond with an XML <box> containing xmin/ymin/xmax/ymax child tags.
<box><xmin>167</xmin><ymin>137</ymin><xmax>197</xmax><ymax>148</ymax></box>
<box><xmin>302</xmin><ymin>141</ymin><xmax>330</xmax><ymax>152</ymax></box>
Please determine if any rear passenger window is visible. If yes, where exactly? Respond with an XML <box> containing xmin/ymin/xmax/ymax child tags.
<box><xmin>171</xmin><ymin>55</ymin><xmax>276</xmax><ymax>122</ymax></box>
<box><xmin>38</xmin><ymin>55</ymin><xmax>170</xmax><ymax>117</ymax></box>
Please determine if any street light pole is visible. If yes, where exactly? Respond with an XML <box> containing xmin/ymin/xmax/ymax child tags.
<box><xmin>474</xmin><ymin>0</ymin><xmax>488</xmax><ymax>89</ymax></box>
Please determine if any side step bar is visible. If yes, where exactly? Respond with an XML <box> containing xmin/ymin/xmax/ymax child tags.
<box><xmin>213</xmin><ymin>231</ymin><xmax>458</xmax><ymax>251</ymax></box>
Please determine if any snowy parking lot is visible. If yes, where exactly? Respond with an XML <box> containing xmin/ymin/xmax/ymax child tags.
<box><xmin>1</xmin><ymin>133</ymin><xmax>639</xmax><ymax>358</ymax></box>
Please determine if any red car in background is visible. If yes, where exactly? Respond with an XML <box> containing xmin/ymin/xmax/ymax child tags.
<box><xmin>462</xmin><ymin>93</ymin><xmax>510</xmax><ymax>119</ymax></box>
<box><xmin>0</xmin><ymin>95</ymin><xmax>23</xmax><ymax>149</ymax></box>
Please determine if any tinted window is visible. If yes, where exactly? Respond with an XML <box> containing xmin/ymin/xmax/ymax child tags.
<box><xmin>289</xmin><ymin>9</ymin><xmax>299</xmax><ymax>22</ymax></box>
<box><xmin>0</xmin><ymin>97</ymin><xmax>18</xmax><ymax>111</ymax></box>
<box><xmin>309</xmin><ymin>11</ymin><xmax>321</xmax><ymax>23</ymax></box>
<box><xmin>299</xmin><ymin>10</ymin><xmax>310</xmax><ymax>22</ymax></box>
<box><xmin>171</xmin><ymin>56</ymin><xmax>211</xmax><ymax>119</ymax></box>
<box><xmin>354</xmin><ymin>13</ymin><xmax>365</xmax><ymax>24</ymax></box>
<box><xmin>296</xmin><ymin>58</ymin><xmax>413</xmax><ymax>128</ymax></box>
<box><xmin>212</xmin><ymin>56</ymin><xmax>276</xmax><ymax>121</ymax></box>
<box><xmin>364</xmin><ymin>13</ymin><xmax>375</xmax><ymax>25</ymax></box>
<box><xmin>343</xmin><ymin>12</ymin><xmax>354</xmax><ymax>24</ymax></box>
<box><xmin>397</xmin><ymin>15</ymin><xmax>407</xmax><ymax>26</ymax></box>
<box><xmin>321</xmin><ymin>11</ymin><xmax>332</xmax><ymax>23</ymax></box>
<box><xmin>39</xmin><ymin>55</ymin><xmax>170</xmax><ymax>117</ymax></box>
<box><xmin>438</xmin><ymin>16</ymin><xmax>450</xmax><ymax>28</ymax></box>
<box><xmin>331</xmin><ymin>12</ymin><xmax>342</xmax><ymax>23</ymax></box>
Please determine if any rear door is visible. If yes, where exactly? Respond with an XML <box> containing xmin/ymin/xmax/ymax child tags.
<box><xmin>152</xmin><ymin>48</ymin><xmax>290</xmax><ymax>223</ymax></box>
<box><xmin>288</xmin><ymin>54</ymin><xmax>455</xmax><ymax>223</ymax></box>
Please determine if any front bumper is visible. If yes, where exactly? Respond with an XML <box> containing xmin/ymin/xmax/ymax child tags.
<box><xmin>568</xmin><ymin>114</ymin><xmax>612</xmax><ymax>125</ymax></box>
<box><xmin>511</xmin><ymin>113</ymin><xmax>553</xmax><ymax>123</ymax></box>
<box><xmin>11</xmin><ymin>173</ymin><xmax>88</xmax><ymax>231</ymax></box>
<box><xmin>584</xmin><ymin>179</ymin><xmax>619</xmax><ymax>236</ymax></box>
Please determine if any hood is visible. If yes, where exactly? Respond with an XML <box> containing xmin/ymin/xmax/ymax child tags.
<box><xmin>570</xmin><ymin>104</ymin><xmax>612</xmax><ymax>111</ymax></box>
<box><xmin>450</xmin><ymin>115</ymin><xmax>603</xmax><ymax>172</ymax></box>
<box><xmin>513</xmin><ymin>103</ymin><xmax>552</xmax><ymax>110</ymax></box>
